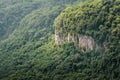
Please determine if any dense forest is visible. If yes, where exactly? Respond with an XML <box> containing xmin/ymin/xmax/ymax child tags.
<box><xmin>0</xmin><ymin>0</ymin><xmax>120</xmax><ymax>80</ymax></box>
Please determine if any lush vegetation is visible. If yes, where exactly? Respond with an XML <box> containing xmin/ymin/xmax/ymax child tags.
<box><xmin>0</xmin><ymin>0</ymin><xmax>120</xmax><ymax>80</ymax></box>
<box><xmin>0</xmin><ymin>0</ymin><xmax>85</xmax><ymax>39</ymax></box>
<box><xmin>54</xmin><ymin>0</ymin><xmax>120</xmax><ymax>79</ymax></box>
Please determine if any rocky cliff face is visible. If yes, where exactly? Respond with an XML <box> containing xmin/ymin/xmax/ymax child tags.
<box><xmin>78</xmin><ymin>35</ymin><xmax>95</xmax><ymax>51</ymax></box>
<box><xmin>55</xmin><ymin>30</ymin><xmax>96</xmax><ymax>51</ymax></box>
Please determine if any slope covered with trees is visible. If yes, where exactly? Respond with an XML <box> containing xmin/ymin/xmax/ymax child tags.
<box><xmin>54</xmin><ymin>0</ymin><xmax>120</xmax><ymax>79</ymax></box>
<box><xmin>0</xmin><ymin>0</ymin><xmax>85</xmax><ymax>39</ymax></box>
<box><xmin>0</xmin><ymin>0</ymin><xmax>120</xmax><ymax>80</ymax></box>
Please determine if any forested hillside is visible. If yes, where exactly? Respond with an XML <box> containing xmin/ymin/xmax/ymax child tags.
<box><xmin>0</xmin><ymin>0</ymin><xmax>120</xmax><ymax>80</ymax></box>
<box><xmin>0</xmin><ymin>0</ymin><xmax>85</xmax><ymax>39</ymax></box>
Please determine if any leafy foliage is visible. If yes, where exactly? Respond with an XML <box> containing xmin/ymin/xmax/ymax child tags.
<box><xmin>0</xmin><ymin>0</ymin><xmax>120</xmax><ymax>80</ymax></box>
<box><xmin>54</xmin><ymin>0</ymin><xmax>120</xmax><ymax>79</ymax></box>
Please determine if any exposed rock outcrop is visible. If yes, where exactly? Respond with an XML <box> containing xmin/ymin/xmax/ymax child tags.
<box><xmin>55</xmin><ymin>30</ymin><xmax>61</xmax><ymax>45</ymax></box>
<box><xmin>55</xmin><ymin>30</ymin><xmax>96</xmax><ymax>51</ymax></box>
<box><xmin>78</xmin><ymin>35</ymin><xmax>95</xmax><ymax>51</ymax></box>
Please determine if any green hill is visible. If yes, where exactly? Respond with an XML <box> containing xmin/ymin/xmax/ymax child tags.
<box><xmin>0</xmin><ymin>0</ymin><xmax>120</xmax><ymax>80</ymax></box>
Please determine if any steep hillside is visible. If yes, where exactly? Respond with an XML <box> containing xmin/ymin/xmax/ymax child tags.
<box><xmin>0</xmin><ymin>0</ymin><xmax>120</xmax><ymax>80</ymax></box>
<box><xmin>54</xmin><ymin>0</ymin><xmax>120</xmax><ymax>79</ymax></box>
<box><xmin>54</xmin><ymin>0</ymin><xmax>120</xmax><ymax>52</ymax></box>
<box><xmin>0</xmin><ymin>0</ymin><xmax>88</xmax><ymax>80</ymax></box>
<box><xmin>0</xmin><ymin>0</ymin><xmax>85</xmax><ymax>39</ymax></box>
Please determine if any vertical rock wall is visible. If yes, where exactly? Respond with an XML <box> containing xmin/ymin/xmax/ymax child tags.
<box><xmin>55</xmin><ymin>30</ymin><xmax>61</xmax><ymax>45</ymax></box>
<box><xmin>55</xmin><ymin>30</ymin><xmax>95</xmax><ymax>51</ymax></box>
<box><xmin>78</xmin><ymin>35</ymin><xmax>95</xmax><ymax>51</ymax></box>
